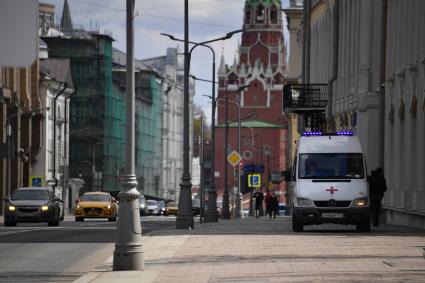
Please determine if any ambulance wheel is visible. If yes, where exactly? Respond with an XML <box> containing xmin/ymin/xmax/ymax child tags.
<box><xmin>292</xmin><ymin>215</ymin><xmax>304</xmax><ymax>232</ymax></box>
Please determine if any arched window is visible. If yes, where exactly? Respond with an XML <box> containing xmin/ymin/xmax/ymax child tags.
<box><xmin>245</xmin><ymin>8</ymin><xmax>252</xmax><ymax>24</ymax></box>
<box><xmin>256</xmin><ymin>5</ymin><xmax>265</xmax><ymax>23</ymax></box>
<box><xmin>270</xmin><ymin>5</ymin><xmax>278</xmax><ymax>24</ymax></box>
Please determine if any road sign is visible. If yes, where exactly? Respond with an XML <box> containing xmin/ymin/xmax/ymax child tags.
<box><xmin>227</xmin><ymin>150</ymin><xmax>241</xmax><ymax>166</ymax></box>
<box><xmin>30</xmin><ymin>176</ymin><xmax>44</xmax><ymax>187</ymax></box>
<box><xmin>248</xmin><ymin>173</ymin><xmax>261</xmax><ymax>188</ymax></box>
<box><xmin>239</xmin><ymin>159</ymin><xmax>244</xmax><ymax>170</ymax></box>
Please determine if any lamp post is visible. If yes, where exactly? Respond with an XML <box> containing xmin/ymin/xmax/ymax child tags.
<box><xmin>113</xmin><ymin>0</ymin><xmax>143</xmax><ymax>271</ymax></box>
<box><xmin>199</xmin><ymin>80</ymin><xmax>250</xmax><ymax>219</ymax></box>
<box><xmin>160</xmin><ymin>29</ymin><xmax>243</xmax><ymax>224</ymax></box>
<box><xmin>162</xmin><ymin>17</ymin><xmax>242</xmax><ymax>228</ymax></box>
<box><xmin>216</xmin><ymin>97</ymin><xmax>253</xmax><ymax>219</ymax></box>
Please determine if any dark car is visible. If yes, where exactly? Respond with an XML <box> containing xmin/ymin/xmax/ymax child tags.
<box><xmin>192</xmin><ymin>198</ymin><xmax>201</xmax><ymax>216</ymax></box>
<box><xmin>157</xmin><ymin>200</ymin><xmax>166</xmax><ymax>215</ymax></box>
<box><xmin>4</xmin><ymin>187</ymin><xmax>62</xmax><ymax>226</ymax></box>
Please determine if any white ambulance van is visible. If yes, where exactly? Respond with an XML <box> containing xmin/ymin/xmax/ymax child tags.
<box><xmin>289</xmin><ymin>131</ymin><xmax>370</xmax><ymax>232</ymax></box>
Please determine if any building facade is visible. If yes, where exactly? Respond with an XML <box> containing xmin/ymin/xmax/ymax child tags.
<box><xmin>215</xmin><ymin>0</ymin><xmax>288</xmax><ymax>206</ymax></box>
<box><xmin>35</xmin><ymin>58</ymin><xmax>75</xmax><ymax>211</ymax></box>
<box><xmin>303</xmin><ymin>0</ymin><xmax>425</xmax><ymax>228</ymax></box>
<box><xmin>142</xmin><ymin>48</ymin><xmax>194</xmax><ymax>202</ymax></box>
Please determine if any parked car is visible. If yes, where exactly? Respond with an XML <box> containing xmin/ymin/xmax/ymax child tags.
<box><xmin>192</xmin><ymin>198</ymin><xmax>201</xmax><ymax>216</ymax></box>
<box><xmin>278</xmin><ymin>203</ymin><xmax>286</xmax><ymax>216</ymax></box>
<box><xmin>74</xmin><ymin>192</ymin><xmax>118</xmax><ymax>222</ymax></box>
<box><xmin>139</xmin><ymin>195</ymin><xmax>147</xmax><ymax>216</ymax></box>
<box><xmin>164</xmin><ymin>201</ymin><xmax>178</xmax><ymax>216</ymax></box>
<box><xmin>4</xmin><ymin>187</ymin><xmax>62</xmax><ymax>226</ymax></box>
<box><xmin>157</xmin><ymin>200</ymin><xmax>166</xmax><ymax>215</ymax></box>
<box><xmin>146</xmin><ymin>200</ymin><xmax>159</xmax><ymax>215</ymax></box>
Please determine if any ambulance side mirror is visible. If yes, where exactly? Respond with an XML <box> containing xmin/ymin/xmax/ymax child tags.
<box><xmin>282</xmin><ymin>169</ymin><xmax>293</xmax><ymax>182</ymax></box>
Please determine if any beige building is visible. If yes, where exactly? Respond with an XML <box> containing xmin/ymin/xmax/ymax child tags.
<box><xmin>283</xmin><ymin>0</ymin><xmax>303</xmax><ymax>164</ymax></box>
<box><xmin>303</xmin><ymin>0</ymin><xmax>425</xmax><ymax>229</ymax></box>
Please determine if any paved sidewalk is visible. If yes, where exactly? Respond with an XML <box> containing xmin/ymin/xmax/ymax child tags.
<box><xmin>75</xmin><ymin>217</ymin><xmax>425</xmax><ymax>283</ymax></box>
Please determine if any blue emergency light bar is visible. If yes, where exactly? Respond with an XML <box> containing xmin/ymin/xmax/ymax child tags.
<box><xmin>302</xmin><ymin>131</ymin><xmax>322</xmax><ymax>136</ymax></box>
<box><xmin>335</xmin><ymin>131</ymin><xmax>353</xmax><ymax>136</ymax></box>
<box><xmin>303</xmin><ymin>131</ymin><xmax>353</xmax><ymax>136</ymax></box>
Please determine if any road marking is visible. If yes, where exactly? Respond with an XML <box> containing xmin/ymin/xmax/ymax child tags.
<box><xmin>0</xmin><ymin>229</ymin><xmax>36</xmax><ymax>236</ymax></box>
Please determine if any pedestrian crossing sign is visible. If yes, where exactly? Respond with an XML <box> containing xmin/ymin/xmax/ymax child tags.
<box><xmin>30</xmin><ymin>176</ymin><xmax>44</xmax><ymax>187</ymax></box>
<box><xmin>248</xmin><ymin>173</ymin><xmax>261</xmax><ymax>188</ymax></box>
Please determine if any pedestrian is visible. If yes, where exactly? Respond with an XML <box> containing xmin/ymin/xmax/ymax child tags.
<box><xmin>253</xmin><ymin>189</ymin><xmax>264</xmax><ymax>218</ymax></box>
<box><xmin>264</xmin><ymin>190</ymin><xmax>272</xmax><ymax>217</ymax></box>
<box><xmin>368</xmin><ymin>167</ymin><xmax>387</xmax><ymax>227</ymax></box>
<box><xmin>270</xmin><ymin>192</ymin><xmax>279</xmax><ymax>218</ymax></box>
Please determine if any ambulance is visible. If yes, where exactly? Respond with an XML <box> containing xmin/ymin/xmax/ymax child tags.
<box><xmin>288</xmin><ymin>131</ymin><xmax>370</xmax><ymax>232</ymax></box>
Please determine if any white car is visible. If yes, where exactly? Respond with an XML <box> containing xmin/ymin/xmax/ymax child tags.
<box><xmin>146</xmin><ymin>200</ymin><xmax>159</xmax><ymax>215</ymax></box>
<box><xmin>285</xmin><ymin>131</ymin><xmax>370</xmax><ymax>232</ymax></box>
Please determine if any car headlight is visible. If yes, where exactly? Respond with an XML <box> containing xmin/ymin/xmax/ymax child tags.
<box><xmin>107</xmin><ymin>205</ymin><xmax>111</xmax><ymax>209</ymax></box>
<box><xmin>352</xmin><ymin>197</ymin><xmax>368</xmax><ymax>207</ymax></box>
<box><xmin>41</xmin><ymin>205</ymin><xmax>49</xmax><ymax>211</ymax></box>
<box><xmin>8</xmin><ymin>205</ymin><xmax>16</xmax><ymax>211</ymax></box>
<box><xmin>77</xmin><ymin>205</ymin><xmax>80</xmax><ymax>209</ymax></box>
<box><xmin>294</xmin><ymin>197</ymin><xmax>314</xmax><ymax>207</ymax></box>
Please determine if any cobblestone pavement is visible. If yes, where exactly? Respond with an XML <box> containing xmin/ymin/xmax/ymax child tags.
<box><xmin>75</xmin><ymin>217</ymin><xmax>425</xmax><ymax>283</ymax></box>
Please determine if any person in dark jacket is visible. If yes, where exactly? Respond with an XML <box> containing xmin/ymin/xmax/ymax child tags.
<box><xmin>253</xmin><ymin>189</ymin><xmax>264</xmax><ymax>218</ymax></box>
<box><xmin>368</xmin><ymin>167</ymin><xmax>387</xmax><ymax>227</ymax></box>
<box><xmin>269</xmin><ymin>192</ymin><xmax>279</xmax><ymax>218</ymax></box>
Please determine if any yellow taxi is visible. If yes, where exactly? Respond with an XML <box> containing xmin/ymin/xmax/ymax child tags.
<box><xmin>164</xmin><ymin>201</ymin><xmax>178</xmax><ymax>216</ymax></box>
<box><xmin>74</xmin><ymin>192</ymin><xmax>118</xmax><ymax>222</ymax></box>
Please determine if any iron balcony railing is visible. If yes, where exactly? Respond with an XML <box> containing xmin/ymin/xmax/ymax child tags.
<box><xmin>283</xmin><ymin>83</ymin><xmax>329</xmax><ymax>113</ymax></box>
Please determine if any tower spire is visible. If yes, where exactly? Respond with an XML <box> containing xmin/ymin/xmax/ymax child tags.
<box><xmin>61</xmin><ymin>0</ymin><xmax>73</xmax><ymax>32</ymax></box>
<box><xmin>218</xmin><ymin>51</ymin><xmax>226</xmax><ymax>75</ymax></box>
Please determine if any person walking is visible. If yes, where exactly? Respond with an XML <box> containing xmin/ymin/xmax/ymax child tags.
<box><xmin>368</xmin><ymin>167</ymin><xmax>387</xmax><ymax>227</ymax></box>
<box><xmin>253</xmin><ymin>189</ymin><xmax>264</xmax><ymax>218</ymax></box>
<box><xmin>264</xmin><ymin>191</ymin><xmax>272</xmax><ymax>218</ymax></box>
<box><xmin>270</xmin><ymin>192</ymin><xmax>279</xmax><ymax>218</ymax></box>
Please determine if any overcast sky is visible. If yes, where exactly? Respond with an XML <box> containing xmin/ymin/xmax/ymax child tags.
<box><xmin>43</xmin><ymin>0</ymin><xmax>290</xmax><ymax>124</ymax></box>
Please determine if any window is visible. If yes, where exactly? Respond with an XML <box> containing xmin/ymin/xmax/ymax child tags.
<box><xmin>256</xmin><ymin>5</ymin><xmax>265</xmax><ymax>23</ymax></box>
<box><xmin>81</xmin><ymin>194</ymin><xmax>110</xmax><ymax>202</ymax></box>
<box><xmin>12</xmin><ymin>190</ymin><xmax>50</xmax><ymax>201</ymax></box>
<box><xmin>298</xmin><ymin>153</ymin><xmax>364</xmax><ymax>179</ymax></box>
<box><xmin>270</xmin><ymin>5</ymin><xmax>278</xmax><ymax>24</ymax></box>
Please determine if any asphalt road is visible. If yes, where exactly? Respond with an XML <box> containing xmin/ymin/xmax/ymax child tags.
<box><xmin>0</xmin><ymin>216</ymin><xmax>177</xmax><ymax>282</ymax></box>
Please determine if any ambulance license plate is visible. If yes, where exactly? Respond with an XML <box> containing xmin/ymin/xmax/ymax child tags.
<box><xmin>322</xmin><ymin>212</ymin><xmax>343</xmax><ymax>218</ymax></box>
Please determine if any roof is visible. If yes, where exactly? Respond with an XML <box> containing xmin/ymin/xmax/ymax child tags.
<box><xmin>298</xmin><ymin>136</ymin><xmax>363</xmax><ymax>154</ymax></box>
<box><xmin>246</xmin><ymin>0</ymin><xmax>281</xmax><ymax>8</ymax></box>
<box><xmin>83</xmin><ymin>191</ymin><xmax>111</xmax><ymax>195</ymax></box>
<box><xmin>112</xmin><ymin>48</ymin><xmax>150</xmax><ymax>71</ymax></box>
<box><xmin>40</xmin><ymin>58</ymin><xmax>74</xmax><ymax>90</ymax></box>
<box><xmin>217</xmin><ymin>119</ymin><xmax>287</xmax><ymax>128</ymax></box>
<box><xmin>17</xmin><ymin>187</ymin><xmax>51</xmax><ymax>191</ymax></box>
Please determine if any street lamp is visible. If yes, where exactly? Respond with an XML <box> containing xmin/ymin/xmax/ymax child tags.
<box><xmin>216</xmin><ymin>97</ymin><xmax>253</xmax><ymax>219</ymax></box>
<box><xmin>113</xmin><ymin>0</ymin><xmax>143</xmax><ymax>271</ymax></box>
<box><xmin>161</xmin><ymin>11</ymin><xmax>243</xmax><ymax>228</ymax></box>
<box><xmin>206</xmin><ymin>83</ymin><xmax>250</xmax><ymax>219</ymax></box>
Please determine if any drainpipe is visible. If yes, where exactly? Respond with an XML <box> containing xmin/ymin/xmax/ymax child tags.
<box><xmin>52</xmin><ymin>83</ymin><xmax>67</xmax><ymax>194</ymax></box>
<box><xmin>305</xmin><ymin>0</ymin><xmax>311</xmax><ymax>84</ymax></box>
<box><xmin>63</xmin><ymin>87</ymin><xmax>76</xmax><ymax>213</ymax></box>
<box><xmin>378</xmin><ymin>0</ymin><xmax>388</xmax><ymax>167</ymax></box>
<box><xmin>328</xmin><ymin>0</ymin><xmax>340</xmax><ymax>132</ymax></box>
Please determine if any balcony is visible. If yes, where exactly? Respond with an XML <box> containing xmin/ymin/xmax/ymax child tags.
<box><xmin>283</xmin><ymin>84</ymin><xmax>328</xmax><ymax>113</ymax></box>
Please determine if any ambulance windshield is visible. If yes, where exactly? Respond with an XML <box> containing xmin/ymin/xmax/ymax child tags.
<box><xmin>299</xmin><ymin>153</ymin><xmax>364</xmax><ymax>179</ymax></box>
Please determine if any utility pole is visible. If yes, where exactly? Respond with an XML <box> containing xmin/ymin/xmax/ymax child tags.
<box><xmin>176</xmin><ymin>0</ymin><xmax>194</xmax><ymax>229</ymax></box>
<box><xmin>113</xmin><ymin>0</ymin><xmax>144</xmax><ymax>271</ymax></box>
<box><xmin>200</xmin><ymin>116</ymin><xmax>204</xmax><ymax>223</ymax></box>
<box><xmin>221</xmin><ymin>86</ymin><xmax>230</xmax><ymax>219</ymax></box>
